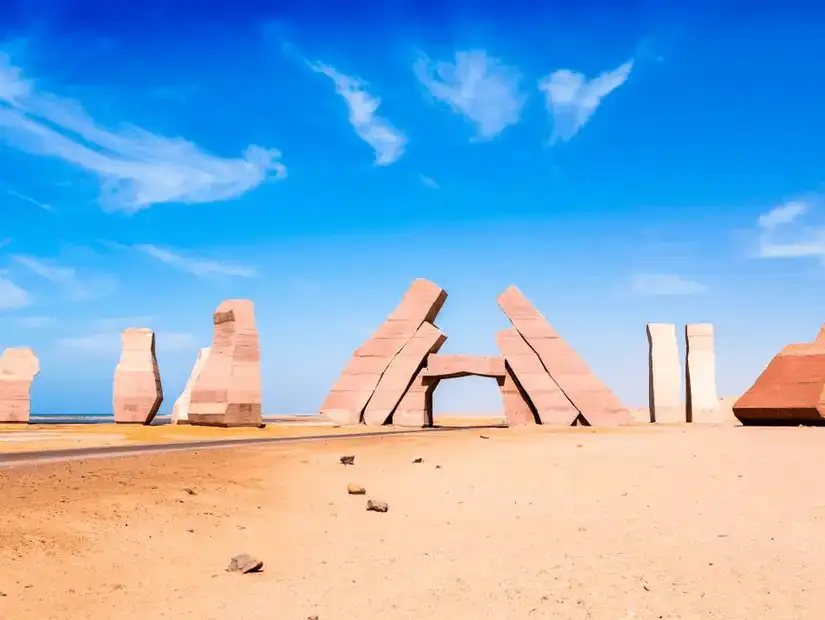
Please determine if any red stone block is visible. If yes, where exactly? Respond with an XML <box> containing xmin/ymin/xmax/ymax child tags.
<box><xmin>496</xmin><ymin>328</ymin><xmax>579</xmax><ymax>425</ymax></box>
<box><xmin>497</xmin><ymin>286</ymin><xmax>629</xmax><ymax>426</ymax></box>
<box><xmin>422</xmin><ymin>354</ymin><xmax>506</xmax><ymax>380</ymax></box>
<box><xmin>362</xmin><ymin>322</ymin><xmax>447</xmax><ymax>426</ymax></box>
<box><xmin>499</xmin><ymin>363</ymin><xmax>537</xmax><ymax>426</ymax></box>
<box><xmin>320</xmin><ymin>278</ymin><xmax>447</xmax><ymax>425</ymax></box>
<box><xmin>392</xmin><ymin>370</ymin><xmax>437</xmax><ymax>428</ymax></box>
<box><xmin>734</xmin><ymin>339</ymin><xmax>825</xmax><ymax>424</ymax></box>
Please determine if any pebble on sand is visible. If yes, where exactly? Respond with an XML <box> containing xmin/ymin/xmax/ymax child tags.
<box><xmin>366</xmin><ymin>500</ymin><xmax>389</xmax><ymax>513</ymax></box>
<box><xmin>347</xmin><ymin>483</ymin><xmax>366</xmax><ymax>495</ymax></box>
<box><xmin>227</xmin><ymin>554</ymin><xmax>264</xmax><ymax>574</ymax></box>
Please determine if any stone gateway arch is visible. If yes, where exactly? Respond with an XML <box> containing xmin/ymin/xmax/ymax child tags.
<box><xmin>320</xmin><ymin>279</ymin><xmax>630</xmax><ymax>427</ymax></box>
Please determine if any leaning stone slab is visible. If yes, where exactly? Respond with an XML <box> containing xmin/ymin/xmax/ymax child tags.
<box><xmin>498</xmin><ymin>363</ymin><xmax>538</xmax><ymax>426</ymax></box>
<box><xmin>0</xmin><ymin>347</ymin><xmax>40</xmax><ymax>423</ymax></box>
<box><xmin>189</xmin><ymin>300</ymin><xmax>262</xmax><ymax>427</ymax></box>
<box><xmin>171</xmin><ymin>346</ymin><xmax>211</xmax><ymax>424</ymax></box>
<box><xmin>497</xmin><ymin>285</ymin><xmax>630</xmax><ymax>426</ymax></box>
<box><xmin>392</xmin><ymin>369</ymin><xmax>436</xmax><ymax>428</ymax></box>
<box><xmin>496</xmin><ymin>328</ymin><xmax>579</xmax><ymax>425</ymax></box>
<box><xmin>685</xmin><ymin>323</ymin><xmax>721</xmax><ymax>423</ymax></box>
<box><xmin>646</xmin><ymin>323</ymin><xmax>683</xmax><ymax>423</ymax></box>
<box><xmin>733</xmin><ymin>328</ymin><xmax>825</xmax><ymax>425</ymax></box>
<box><xmin>362</xmin><ymin>322</ymin><xmax>447</xmax><ymax>426</ymax></box>
<box><xmin>320</xmin><ymin>278</ymin><xmax>447</xmax><ymax>426</ymax></box>
<box><xmin>113</xmin><ymin>328</ymin><xmax>163</xmax><ymax>424</ymax></box>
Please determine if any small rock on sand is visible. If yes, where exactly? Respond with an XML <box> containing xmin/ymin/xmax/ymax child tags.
<box><xmin>366</xmin><ymin>500</ymin><xmax>389</xmax><ymax>513</ymax></box>
<box><xmin>227</xmin><ymin>554</ymin><xmax>263</xmax><ymax>574</ymax></box>
<box><xmin>412</xmin><ymin>457</ymin><xmax>423</xmax><ymax>463</ymax></box>
<box><xmin>340</xmin><ymin>455</ymin><xmax>355</xmax><ymax>466</ymax></box>
<box><xmin>347</xmin><ymin>483</ymin><xmax>366</xmax><ymax>495</ymax></box>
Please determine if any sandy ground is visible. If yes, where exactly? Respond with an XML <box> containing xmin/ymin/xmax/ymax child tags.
<box><xmin>2</xmin><ymin>423</ymin><xmax>824</xmax><ymax>619</ymax></box>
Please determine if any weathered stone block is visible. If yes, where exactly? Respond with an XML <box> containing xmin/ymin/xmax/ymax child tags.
<box><xmin>497</xmin><ymin>285</ymin><xmax>629</xmax><ymax>426</ymax></box>
<box><xmin>320</xmin><ymin>278</ymin><xmax>447</xmax><ymax>425</ymax></box>
<box><xmin>647</xmin><ymin>323</ymin><xmax>683</xmax><ymax>423</ymax></box>
<box><xmin>734</xmin><ymin>329</ymin><xmax>825</xmax><ymax>425</ymax></box>
<box><xmin>0</xmin><ymin>347</ymin><xmax>40</xmax><ymax>423</ymax></box>
<box><xmin>685</xmin><ymin>323</ymin><xmax>720</xmax><ymax>423</ymax></box>
<box><xmin>113</xmin><ymin>328</ymin><xmax>163</xmax><ymax>424</ymax></box>
<box><xmin>362</xmin><ymin>322</ymin><xmax>447</xmax><ymax>426</ymax></box>
<box><xmin>189</xmin><ymin>300</ymin><xmax>262</xmax><ymax>427</ymax></box>
<box><xmin>496</xmin><ymin>328</ymin><xmax>578</xmax><ymax>425</ymax></box>
<box><xmin>171</xmin><ymin>346</ymin><xmax>211</xmax><ymax>424</ymax></box>
<box><xmin>499</xmin><ymin>363</ymin><xmax>537</xmax><ymax>426</ymax></box>
<box><xmin>422</xmin><ymin>354</ymin><xmax>506</xmax><ymax>380</ymax></box>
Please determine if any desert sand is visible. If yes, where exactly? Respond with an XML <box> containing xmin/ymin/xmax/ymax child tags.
<box><xmin>2</xmin><ymin>423</ymin><xmax>824</xmax><ymax>619</ymax></box>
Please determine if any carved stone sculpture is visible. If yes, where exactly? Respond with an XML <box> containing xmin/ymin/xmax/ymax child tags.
<box><xmin>685</xmin><ymin>323</ymin><xmax>721</xmax><ymax>423</ymax></box>
<box><xmin>362</xmin><ymin>322</ymin><xmax>447</xmax><ymax>426</ymax></box>
<box><xmin>113</xmin><ymin>328</ymin><xmax>163</xmax><ymax>424</ymax></box>
<box><xmin>495</xmin><ymin>328</ymin><xmax>579</xmax><ymax>425</ymax></box>
<box><xmin>171</xmin><ymin>346</ymin><xmax>211</xmax><ymax>424</ymax></box>
<box><xmin>0</xmin><ymin>347</ymin><xmax>40</xmax><ymax>423</ymax></box>
<box><xmin>646</xmin><ymin>323</ymin><xmax>683</xmax><ymax>423</ymax></box>
<box><xmin>188</xmin><ymin>300</ymin><xmax>262</xmax><ymax>427</ymax></box>
<box><xmin>734</xmin><ymin>324</ymin><xmax>825</xmax><ymax>425</ymax></box>
<box><xmin>497</xmin><ymin>286</ymin><xmax>629</xmax><ymax>426</ymax></box>
<box><xmin>320</xmin><ymin>278</ymin><xmax>447</xmax><ymax>425</ymax></box>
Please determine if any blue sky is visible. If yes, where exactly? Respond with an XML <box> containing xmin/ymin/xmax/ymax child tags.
<box><xmin>1</xmin><ymin>1</ymin><xmax>824</xmax><ymax>415</ymax></box>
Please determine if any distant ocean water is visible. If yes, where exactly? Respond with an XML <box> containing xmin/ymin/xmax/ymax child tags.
<box><xmin>29</xmin><ymin>414</ymin><xmax>171</xmax><ymax>425</ymax></box>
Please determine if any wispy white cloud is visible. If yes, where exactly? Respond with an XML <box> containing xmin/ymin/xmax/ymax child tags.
<box><xmin>11</xmin><ymin>254</ymin><xmax>116</xmax><ymax>300</ymax></box>
<box><xmin>755</xmin><ymin>199</ymin><xmax>825</xmax><ymax>260</ymax></box>
<box><xmin>538</xmin><ymin>59</ymin><xmax>633</xmax><ymax>143</ymax></box>
<box><xmin>419</xmin><ymin>174</ymin><xmax>439</xmax><ymax>189</ymax></box>
<box><xmin>0</xmin><ymin>276</ymin><xmax>30</xmax><ymax>308</ymax></box>
<box><xmin>414</xmin><ymin>50</ymin><xmax>525</xmax><ymax>140</ymax></box>
<box><xmin>630</xmin><ymin>273</ymin><xmax>707</xmax><ymax>296</ymax></box>
<box><xmin>135</xmin><ymin>244</ymin><xmax>257</xmax><ymax>278</ymax></box>
<box><xmin>0</xmin><ymin>53</ymin><xmax>286</xmax><ymax>213</ymax></box>
<box><xmin>16</xmin><ymin>316</ymin><xmax>55</xmax><ymax>328</ymax></box>
<box><xmin>309</xmin><ymin>62</ymin><xmax>406</xmax><ymax>165</ymax></box>
<box><xmin>5</xmin><ymin>187</ymin><xmax>53</xmax><ymax>211</ymax></box>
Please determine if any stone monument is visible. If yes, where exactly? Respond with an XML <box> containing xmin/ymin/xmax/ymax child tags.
<box><xmin>171</xmin><ymin>346</ymin><xmax>211</xmax><ymax>424</ymax></box>
<box><xmin>685</xmin><ymin>323</ymin><xmax>721</xmax><ymax>423</ymax></box>
<box><xmin>188</xmin><ymin>299</ymin><xmax>262</xmax><ymax>427</ymax></box>
<box><xmin>0</xmin><ymin>347</ymin><xmax>40</xmax><ymax>423</ymax></box>
<box><xmin>646</xmin><ymin>323</ymin><xmax>683</xmax><ymax>423</ymax></box>
<box><xmin>113</xmin><ymin>328</ymin><xmax>163</xmax><ymax>424</ymax></box>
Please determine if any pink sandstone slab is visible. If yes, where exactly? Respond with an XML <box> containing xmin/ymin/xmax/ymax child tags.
<box><xmin>320</xmin><ymin>278</ymin><xmax>447</xmax><ymax>426</ymax></box>
<box><xmin>496</xmin><ymin>328</ymin><xmax>579</xmax><ymax>425</ymax></box>
<box><xmin>685</xmin><ymin>323</ymin><xmax>721</xmax><ymax>423</ymax></box>
<box><xmin>362</xmin><ymin>322</ymin><xmax>447</xmax><ymax>426</ymax></box>
<box><xmin>499</xmin><ymin>364</ymin><xmax>538</xmax><ymax>426</ymax></box>
<box><xmin>497</xmin><ymin>286</ymin><xmax>630</xmax><ymax>426</ymax></box>
<box><xmin>647</xmin><ymin>323</ymin><xmax>683</xmax><ymax>423</ymax></box>
<box><xmin>0</xmin><ymin>347</ymin><xmax>40</xmax><ymax>423</ymax></box>
<box><xmin>422</xmin><ymin>354</ymin><xmax>506</xmax><ymax>379</ymax></box>
<box><xmin>113</xmin><ymin>329</ymin><xmax>163</xmax><ymax>424</ymax></box>
<box><xmin>171</xmin><ymin>346</ymin><xmax>212</xmax><ymax>424</ymax></box>
<box><xmin>392</xmin><ymin>369</ymin><xmax>436</xmax><ymax>428</ymax></box>
<box><xmin>188</xmin><ymin>300</ymin><xmax>262</xmax><ymax>428</ymax></box>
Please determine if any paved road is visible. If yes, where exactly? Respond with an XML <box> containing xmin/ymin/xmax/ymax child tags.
<box><xmin>0</xmin><ymin>424</ymin><xmax>505</xmax><ymax>468</ymax></box>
